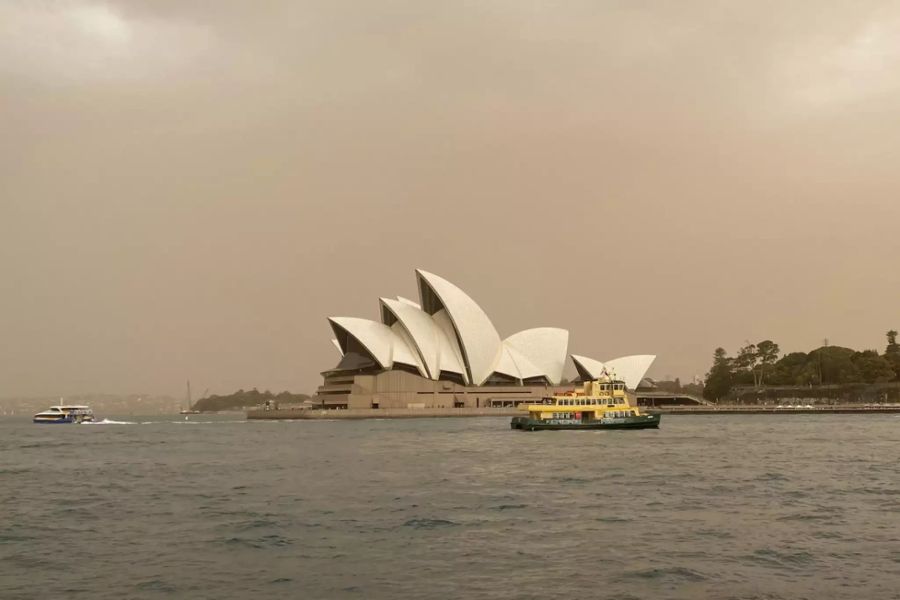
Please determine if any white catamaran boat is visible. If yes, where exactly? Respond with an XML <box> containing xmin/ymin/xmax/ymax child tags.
<box><xmin>33</xmin><ymin>405</ymin><xmax>94</xmax><ymax>424</ymax></box>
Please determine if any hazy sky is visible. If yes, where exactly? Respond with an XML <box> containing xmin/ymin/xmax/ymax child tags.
<box><xmin>2</xmin><ymin>1</ymin><xmax>899</xmax><ymax>397</ymax></box>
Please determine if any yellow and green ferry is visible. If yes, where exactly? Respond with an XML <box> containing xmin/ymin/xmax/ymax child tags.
<box><xmin>511</xmin><ymin>377</ymin><xmax>661</xmax><ymax>431</ymax></box>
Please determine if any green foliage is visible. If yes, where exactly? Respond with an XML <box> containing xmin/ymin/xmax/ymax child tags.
<box><xmin>756</xmin><ymin>340</ymin><xmax>780</xmax><ymax>363</ymax></box>
<box><xmin>194</xmin><ymin>389</ymin><xmax>311</xmax><ymax>411</ymax></box>
<box><xmin>703</xmin><ymin>347</ymin><xmax>733</xmax><ymax>401</ymax></box>
<box><xmin>887</xmin><ymin>330</ymin><xmax>900</xmax><ymax>355</ymax></box>
<box><xmin>884</xmin><ymin>353</ymin><xmax>900</xmax><ymax>383</ymax></box>
<box><xmin>807</xmin><ymin>346</ymin><xmax>859</xmax><ymax>384</ymax></box>
<box><xmin>765</xmin><ymin>352</ymin><xmax>809</xmax><ymax>385</ymax></box>
<box><xmin>702</xmin><ymin>332</ymin><xmax>899</xmax><ymax>394</ymax></box>
<box><xmin>729</xmin><ymin>340</ymin><xmax>781</xmax><ymax>386</ymax></box>
<box><xmin>852</xmin><ymin>350</ymin><xmax>896</xmax><ymax>383</ymax></box>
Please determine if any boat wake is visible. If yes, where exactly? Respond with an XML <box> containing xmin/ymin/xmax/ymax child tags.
<box><xmin>83</xmin><ymin>418</ymin><xmax>137</xmax><ymax>425</ymax></box>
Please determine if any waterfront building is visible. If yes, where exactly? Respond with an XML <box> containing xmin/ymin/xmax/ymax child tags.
<box><xmin>315</xmin><ymin>269</ymin><xmax>656</xmax><ymax>409</ymax></box>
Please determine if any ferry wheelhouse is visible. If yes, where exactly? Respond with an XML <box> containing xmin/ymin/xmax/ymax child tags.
<box><xmin>32</xmin><ymin>405</ymin><xmax>94</xmax><ymax>424</ymax></box>
<box><xmin>511</xmin><ymin>377</ymin><xmax>660</xmax><ymax>431</ymax></box>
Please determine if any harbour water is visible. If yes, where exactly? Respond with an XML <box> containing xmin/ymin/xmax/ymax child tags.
<box><xmin>2</xmin><ymin>414</ymin><xmax>899</xmax><ymax>599</ymax></box>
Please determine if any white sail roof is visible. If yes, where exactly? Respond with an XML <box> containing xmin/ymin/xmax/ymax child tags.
<box><xmin>431</xmin><ymin>309</ymin><xmax>469</xmax><ymax>382</ymax></box>
<box><xmin>604</xmin><ymin>355</ymin><xmax>656</xmax><ymax>390</ymax></box>
<box><xmin>326</xmin><ymin>270</ymin><xmax>660</xmax><ymax>389</ymax></box>
<box><xmin>492</xmin><ymin>345</ymin><xmax>545</xmax><ymax>381</ymax></box>
<box><xmin>416</xmin><ymin>269</ymin><xmax>502</xmax><ymax>386</ymax></box>
<box><xmin>389</xmin><ymin>322</ymin><xmax>427</xmax><ymax>376</ymax></box>
<box><xmin>570</xmin><ymin>354</ymin><xmax>607</xmax><ymax>381</ymax></box>
<box><xmin>504</xmin><ymin>328</ymin><xmax>569</xmax><ymax>384</ymax></box>
<box><xmin>569</xmin><ymin>353</ymin><xmax>656</xmax><ymax>390</ymax></box>
<box><xmin>329</xmin><ymin>317</ymin><xmax>395</xmax><ymax>368</ymax></box>
<box><xmin>380</xmin><ymin>297</ymin><xmax>440</xmax><ymax>379</ymax></box>
<box><xmin>397</xmin><ymin>296</ymin><xmax>421</xmax><ymax>309</ymax></box>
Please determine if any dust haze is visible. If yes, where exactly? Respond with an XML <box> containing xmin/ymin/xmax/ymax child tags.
<box><xmin>2</xmin><ymin>1</ymin><xmax>899</xmax><ymax>397</ymax></box>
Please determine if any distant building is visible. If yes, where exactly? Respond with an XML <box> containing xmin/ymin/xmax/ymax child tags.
<box><xmin>314</xmin><ymin>269</ymin><xmax>656</xmax><ymax>409</ymax></box>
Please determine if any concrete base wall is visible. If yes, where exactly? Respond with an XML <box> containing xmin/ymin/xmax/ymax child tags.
<box><xmin>315</xmin><ymin>369</ymin><xmax>570</xmax><ymax>410</ymax></box>
<box><xmin>247</xmin><ymin>407</ymin><xmax>520</xmax><ymax>420</ymax></box>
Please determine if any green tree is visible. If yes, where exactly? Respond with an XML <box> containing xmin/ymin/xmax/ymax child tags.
<box><xmin>887</xmin><ymin>330</ymin><xmax>899</xmax><ymax>354</ymax></box>
<box><xmin>884</xmin><ymin>329</ymin><xmax>900</xmax><ymax>382</ymax></box>
<box><xmin>703</xmin><ymin>347</ymin><xmax>734</xmax><ymax>401</ymax></box>
<box><xmin>731</xmin><ymin>343</ymin><xmax>758</xmax><ymax>385</ymax></box>
<box><xmin>755</xmin><ymin>340</ymin><xmax>780</xmax><ymax>385</ymax></box>
<box><xmin>766</xmin><ymin>352</ymin><xmax>808</xmax><ymax>385</ymax></box>
<box><xmin>851</xmin><ymin>350</ymin><xmax>896</xmax><ymax>383</ymax></box>
<box><xmin>794</xmin><ymin>361</ymin><xmax>820</xmax><ymax>385</ymax></box>
<box><xmin>807</xmin><ymin>346</ymin><xmax>859</xmax><ymax>384</ymax></box>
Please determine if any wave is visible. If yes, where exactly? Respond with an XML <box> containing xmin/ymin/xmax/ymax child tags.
<box><xmin>620</xmin><ymin>566</ymin><xmax>708</xmax><ymax>582</ymax></box>
<box><xmin>402</xmin><ymin>518</ymin><xmax>459</xmax><ymax>529</ymax></box>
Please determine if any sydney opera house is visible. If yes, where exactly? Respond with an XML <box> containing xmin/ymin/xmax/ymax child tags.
<box><xmin>314</xmin><ymin>269</ymin><xmax>656</xmax><ymax>410</ymax></box>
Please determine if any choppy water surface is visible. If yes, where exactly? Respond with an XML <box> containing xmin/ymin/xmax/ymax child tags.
<box><xmin>2</xmin><ymin>414</ymin><xmax>899</xmax><ymax>599</ymax></box>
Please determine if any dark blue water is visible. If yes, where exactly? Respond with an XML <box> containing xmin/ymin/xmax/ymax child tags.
<box><xmin>2</xmin><ymin>414</ymin><xmax>899</xmax><ymax>599</ymax></box>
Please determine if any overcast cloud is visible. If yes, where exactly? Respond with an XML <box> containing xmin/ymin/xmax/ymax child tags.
<box><xmin>2</xmin><ymin>1</ymin><xmax>899</xmax><ymax>396</ymax></box>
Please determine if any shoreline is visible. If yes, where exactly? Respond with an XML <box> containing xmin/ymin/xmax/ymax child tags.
<box><xmin>246</xmin><ymin>405</ymin><xmax>900</xmax><ymax>420</ymax></box>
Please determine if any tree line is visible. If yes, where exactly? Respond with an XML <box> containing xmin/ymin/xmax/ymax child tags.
<box><xmin>703</xmin><ymin>330</ymin><xmax>900</xmax><ymax>401</ymax></box>
<box><xmin>193</xmin><ymin>389</ymin><xmax>311</xmax><ymax>411</ymax></box>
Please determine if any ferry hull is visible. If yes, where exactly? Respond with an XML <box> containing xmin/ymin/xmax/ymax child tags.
<box><xmin>32</xmin><ymin>416</ymin><xmax>94</xmax><ymax>424</ymax></box>
<box><xmin>511</xmin><ymin>414</ymin><xmax>661</xmax><ymax>431</ymax></box>
<box><xmin>32</xmin><ymin>404</ymin><xmax>94</xmax><ymax>424</ymax></box>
